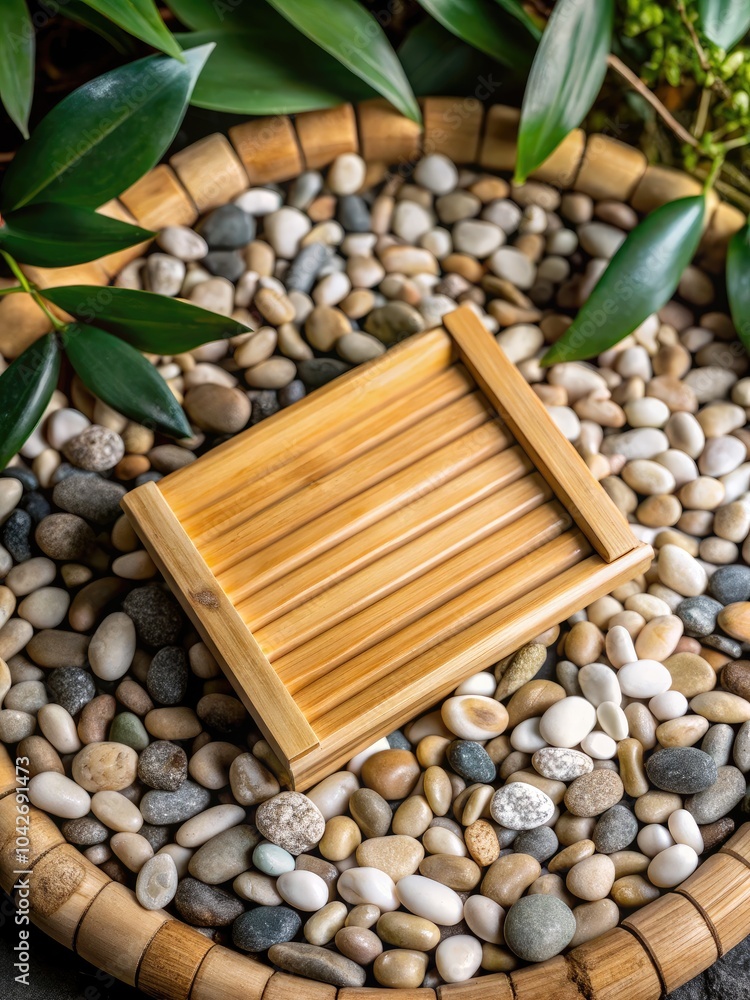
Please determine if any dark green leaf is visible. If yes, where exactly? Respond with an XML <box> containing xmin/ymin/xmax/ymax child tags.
<box><xmin>727</xmin><ymin>222</ymin><xmax>750</xmax><ymax>354</ymax></box>
<box><xmin>265</xmin><ymin>0</ymin><xmax>421</xmax><ymax>122</ymax></box>
<box><xmin>400</xmin><ymin>18</ymin><xmax>492</xmax><ymax>95</ymax></box>
<box><xmin>0</xmin><ymin>204</ymin><xmax>153</xmax><ymax>267</ymax></box>
<box><xmin>178</xmin><ymin>28</ymin><xmax>374</xmax><ymax>114</ymax></box>
<box><xmin>493</xmin><ymin>0</ymin><xmax>542</xmax><ymax>37</ymax></box>
<box><xmin>0</xmin><ymin>334</ymin><xmax>60</xmax><ymax>470</ymax></box>
<box><xmin>0</xmin><ymin>0</ymin><xmax>34</xmax><ymax>138</ymax></box>
<box><xmin>515</xmin><ymin>0</ymin><xmax>613</xmax><ymax>183</ymax></box>
<box><xmin>63</xmin><ymin>323</ymin><xmax>191</xmax><ymax>438</ymax></box>
<box><xmin>164</xmin><ymin>0</ymin><xmax>223</xmax><ymax>29</ymax></box>
<box><xmin>416</xmin><ymin>0</ymin><xmax>536</xmax><ymax>67</ymax></box>
<box><xmin>542</xmin><ymin>195</ymin><xmax>706</xmax><ymax>365</ymax></box>
<box><xmin>42</xmin><ymin>286</ymin><xmax>248</xmax><ymax>354</ymax></box>
<box><xmin>76</xmin><ymin>0</ymin><xmax>183</xmax><ymax>58</ymax></box>
<box><xmin>699</xmin><ymin>0</ymin><xmax>750</xmax><ymax>49</ymax></box>
<box><xmin>0</xmin><ymin>45</ymin><xmax>213</xmax><ymax>212</ymax></box>
<box><xmin>64</xmin><ymin>1</ymin><xmax>139</xmax><ymax>53</ymax></box>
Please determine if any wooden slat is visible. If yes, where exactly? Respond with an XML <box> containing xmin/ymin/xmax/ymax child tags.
<box><xmin>421</xmin><ymin>97</ymin><xmax>483</xmax><ymax>165</ymax></box>
<box><xmin>293</xmin><ymin>511</ymin><xmax>576</xmax><ymax>716</ymax></box>
<box><xmin>676</xmin><ymin>853</ymin><xmax>750</xmax><ymax>956</ymax></box>
<box><xmin>567</xmin><ymin>927</ymin><xmax>662</xmax><ymax>1000</ymax></box>
<box><xmin>121</xmin><ymin>483</ymin><xmax>318</xmax><ymax>767</ymax></box>
<box><xmin>295</xmin><ymin>104</ymin><xmax>359</xmax><ymax>168</ymax></box>
<box><xmin>240</xmin><ymin>460</ymin><xmax>546</xmax><ymax>628</ymax></box>
<box><xmin>258</xmin><ymin>470</ymin><xmax>545</xmax><ymax>655</ymax></box>
<box><xmin>437</xmin><ymin>976</ymin><xmax>513</xmax><ymax>1000</ymax></box>
<box><xmin>511</xmin><ymin>957</ymin><xmax>583</xmax><ymax>1000</ymax></box>
<box><xmin>170</xmin><ymin>133</ymin><xmax>249</xmax><ymax>212</ymax></box>
<box><xmin>119</xmin><ymin>164</ymin><xmax>198</xmax><ymax>229</ymax></box>
<box><xmin>306</xmin><ymin>544</ymin><xmax>651</xmax><ymax>785</ymax></box>
<box><xmin>28</xmin><ymin>843</ymin><xmax>110</xmax><ymax>949</ymax></box>
<box><xmin>192</xmin><ymin>946</ymin><xmax>273</xmax><ymax>1000</ymax></box>
<box><xmin>229</xmin><ymin>116</ymin><xmax>303</xmax><ymax>184</ymax></box>
<box><xmin>137</xmin><ymin>919</ymin><xmax>214</xmax><ymax>1000</ymax></box>
<box><xmin>165</xmin><ymin>327</ymin><xmax>456</xmax><ymax>517</ymax></box>
<box><xmin>211</xmin><ymin>394</ymin><xmax>500</xmax><ymax>574</ymax></box>
<box><xmin>188</xmin><ymin>363</ymin><xmax>473</xmax><ymax>545</ymax></box>
<box><xmin>444</xmin><ymin>306</ymin><xmax>637</xmax><ymax>563</ymax></box>
<box><xmin>357</xmin><ymin>98</ymin><xmax>422</xmax><ymax>162</ymax></box>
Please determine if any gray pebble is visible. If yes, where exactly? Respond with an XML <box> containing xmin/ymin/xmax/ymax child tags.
<box><xmin>677</xmin><ymin>596</ymin><xmax>723</xmax><ymax>637</ymax></box>
<box><xmin>146</xmin><ymin>647</ymin><xmax>188</xmax><ymax>705</ymax></box>
<box><xmin>386</xmin><ymin>730</ymin><xmax>412</xmax><ymax>751</ymax></box>
<box><xmin>52</xmin><ymin>474</ymin><xmax>126</xmax><ymax>524</ymax></box>
<box><xmin>197</xmin><ymin>204</ymin><xmax>255</xmax><ymax>249</ymax></box>
<box><xmin>233</xmin><ymin>905</ymin><xmax>301</xmax><ymax>952</ymax></box>
<box><xmin>48</xmin><ymin>667</ymin><xmax>96</xmax><ymax>716</ymax></box>
<box><xmin>203</xmin><ymin>250</ymin><xmax>245</xmax><ymax>281</ymax></box>
<box><xmin>140</xmin><ymin>779</ymin><xmax>211</xmax><ymax>825</ymax></box>
<box><xmin>36</xmin><ymin>513</ymin><xmax>94</xmax><ymax>561</ymax></box>
<box><xmin>189</xmin><ymin>825</ymin><xmax>261</xmax><ymax>884</ymax></box>
<box><xmin>734</xmin><ymin>721</ymin><xmax>750</xmax><ymax>772</ymax></box>
<box><xmin>296</xmin><ymin>358</ymin><xmax>350</xmax><ymax>389</ymax></box>
<box><xmin>2</xmin><ymin>510</ymin><xmax>32</xmax><ymax>562</ymax></box>
<box><xmin>337</xmin><ymin>195</ymin><xmax>371</xmax><ymax>233</ymax></box>
<box><xmin>4</xmin><ymin>680</ymin><xmax>47</xmax><ymax>714</ymax></box>
<box><xmin>513</xmin><ymin>825</ymin><xmax>558</xmax><ymax>863</ymax></box>
<box><xmin>703</xmin><ymin>634</ymin><xmax>744</xmax><ymax>658</ymax></box>
<box><xmin>61</xmin><ymin>815</ymin><xmax>109</xmax><ymax>845</ymax></box>
<box><xmin>63</xmin><ymin>425</ymin><xmax>124</xmax><ymax>472</ymax></box>
<box><xmin>0</xmin><ymin>710</ymin><xmax>35</xmax><ymax>741</ymax></box>
<box><xmin>278</xmin><ymin>380</ymin><xmax>306</xmax><ymax>408</ymax></box>
<box><xmin>174</xmin><ymin>876</ymin><xmax>245</xmax><ymax>926</ymax></box>
<box><xmin>123</xmin><ymin>585</ymin><xmax>183</xmax><ymax>648</ymax></box>
<box><xmin>288</xmin><ymin>171</ymin><xmax>322</xmax><ymax>210</ymax></box>
<box><xmin>447</xmin><ymin>740</ymin><xmax>496</xmax><ymax>783</ymax></box>
<box><xmin>702</xmin><ymin>724</ymin><xmax>736</xmax><ymax>768</ymax></box>
<box><xmin>18</xmin><ymin>492</ymin><xmax>50</xmax><ymax>524</ymax></box>
<box><xmin>137</xmin><ymin>740</ymin><xmax>187</xmax><ymax>790</ymax></box>
<box><xmin>646</xmin><ymin>747</ymin><xmax>718</xmax><ymax>794</ymax></box>
<box><xmin>268</xmin><ymin>942</ymin><xmax>366</xmax><ymax>988</ymax></box>
<box><xmin>503</xmin><ymin>894</ymin><xmax>576</xmax><ymax>962</ymax></box>
<box><xmin>139</xmin><ymin>823</ymin><xmax>171</xmax><ymax>852</ymax></box>
<box><xmin>593</xmin><ymin>804</ymin><xmax>638</xmax><ymax>853</ymax></box>
<box><xmin>248</xmin><ymin>389</ymin><xmax>280</xmax><ymax>424</ymax></box>
<box><xmin>285</xmin><ymin>244</ymin><xmax>334</xmax><ymax>293</ymax></box>
<box><xmin>709</xmin><ymin>564</ymin><xmax>750</xmax><ymax>605</ymax></box>
<box><xmin>687</xmin><ymin>765</ymin><xmax>746</xmax><ymax>823</ymax></box>
<box><xmin>556</xmin><ymin>660</ymin><xmax>583</xmax><ymax>696</ymax></box>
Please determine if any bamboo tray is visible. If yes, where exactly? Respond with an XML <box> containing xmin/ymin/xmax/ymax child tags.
<box><xmin>121</xmin><ymin>306</ymin><xmax>650</xmax><ymax>790</ymax></box>
<box><xmin>1</xmin><ymin>96</ymin><xmax>748</xmax><ymax>1000</ymax></box>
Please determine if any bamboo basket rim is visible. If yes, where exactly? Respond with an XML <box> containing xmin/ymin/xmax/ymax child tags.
<box><xmin>1</xmin><ymin>96</ymin><xmax>748</xmax><ymax>1000</ymax></box>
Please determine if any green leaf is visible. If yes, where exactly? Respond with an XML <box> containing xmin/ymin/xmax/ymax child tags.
<box><xmin>698</xmin><ymin>0</ymin><xmax>750</xmax><ymax>49</ymax></box>
<box><xmin>493</xmin><ymin>0</ymin><xmax>542</xmax><ymax>38</ymax></box>
<box><xmin>63</xmin><ymin>323</ymin><xmax>192</xmax><ymax>438</ymax></box>
<box><xmin>0</xmin><ymin>0</ymin><xmax>34</xmax><ymax>138</ymax></box>
<box><xmin>0</xmin><ymin>333</ymin><xmax>60</xmax><ymax>470</ymax></box>
<box><xmin>76</xmin><ymin>0</ymin><xmax>183</xmax><ymax>58</ymax></box>
<box><xmin>64</xmin><ymin>1</ymin><xmax>139</xmax><ymax>54</ymax></box>
<box><xmin>265</xmin><ymin>0</ymin><xmax>421</xmax><ymax>122</ymax></box>
<box><xmin>515</xmin><ymin>0</ymin><xmax>613</xmax><ymax>184</ymax></box>
<box><xmin>416</xmin><ymin>0</ymin><xmax>536</xmax><ymax>67</ymax></box>
<box><xmin>164</xmin><ymin>0</ymin><xmax>223</xmax><ymax>30</ymax></box>
<box><xmin>542</xmin><ymin>195</ymin><xmax>706</xmax><ymax>365</ymax></box>
<box><xmin>41</xmin><ymin>286</ymin><xmax>248</xmax><ymax>354</ymax></box>
<box><xmin>0</xmin><ymin>204</ymin><xmax>153</xmax><ymax>267</ymax></box>
<box><xmin>399</xmin><ymin>18</ymin><xmax>494</xmax><ymax>96</ymax></box>
<box><xmin>0</xmin><ymin>45</ymin><xmax>213</xmax><ymax>212</ymax></box>
<box><xmin>178</xmin><ymin>28</ymin><xmax>374</xmax><ymax>114</ymax></box>
<box><xmin>727</xmin><ymin>222</ymin><xmax>750</xmax><ymax>354</ymax></box>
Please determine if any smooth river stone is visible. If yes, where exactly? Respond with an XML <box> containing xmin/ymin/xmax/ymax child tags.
<box><xmin>690</xmin><ymin>691</ymin><xmax>750</xmax><ymax>723</ymax></box>
<box><xmin>531</xmin><ymin>747</ymin><xmax>594</xmax><ymax>782</ymax></box>
<box><xmin>361</xmin><ymin>749</ymin><xmax>421</xmax><ymax>799</ymax></box>
<box><xmin>338</xmin><ymin>867</ymin><xmax>399</xmax><ymax>912</ymax></box>
<box><xmin>593</xmin><ymin>805</ymin><xmax>638</xmax><ymax>853</ymax></box>
<box><xmin>668</xmin><ymin>809</ymin><xmax>704</xmax><ymax>854</ymax></box>
<box><xmin>349</xmin><ymin>788</ymin><xmax>392</xmax><ymax>839</ymax></box>
<box><xmin>539</xmin><ymin>696</ymin><xmax>596</xmax><ymax>748</ymax></box>
<box><xmin>419</xmin><ymin>854</ymin><xmax>481</xmax><ymax>891</ymax></box>
<box><xmin>233</xmin><ymin>905</ymin><xmax>301</xmax><ymax>952</ymax></box>
<box><xmin>334</xmin><ymin>926</ymin><xmax>382</xmax><ymax>965</ymax></box>
<box><xmin>253</xmin><ymin>842</ymin><xmax>295</xmax><ymax>876</ymax></box>
<box><xmin>373</xmin><ymin>949</ymin><xmax>428</xmax><ymax>989</ymax></box>
<box><xmin>89</xmin><ymin>612</ymin><xmax>136</xmax><ymax>680</ymax></box>
<box><xmin>440</xmin><ymin>695</ymin><xmax>509</xmax><ymax>740</ymax></box>
<box><xmin>490</xmin><ymin>782</ymin><xmax>554</xmax><ymax>830</ymax></box>
<box><xmin>140</xmin><ymin>780</ymin><xmax>211</xmax><ymax>825</ymax></box>
<box><xmin>686</xmin><ymin>765</ymin><xmax>746</xmax><ymax>823</ymax></box>
<box><xmin>377</xmin><ymin>911</ymin><xmax>442</xmax><ymax>950</ymax></box>
<box><xmin>71</xmin><ymin>741</ymin><xmax>138</xmax><ymax>792</ymax></box>
<box><xmin>647</xmin><ymin>843</ymin><xmax>699</xmax><ymax>887</ymax></box>
<box><xmin>255</xmin><ymin>791</ymin><xmax>325</xmax><ymax>855</ymax></box>
<box><xmin>481</xmin><ymin>853</ymin><xmax>541</xmax><ymax>906</ymax></box>
<box><xmin>189</xmin><ymin>825</ymin><xmax>260</xmax><ymax>884</ymax></box>
<box><xmin>646</xmin><ymin>747</ymin><xmax>718</xmax><ymax>794</ymax></box>
<box><xmin>436</xmin><ymin>935</ymin><xmax>483</xmax><ymax>983</ymax></box>
<box><xmin>355</xmin><ymin>835</ymin><xmax>424</xmax><ymax>881</ymax></box>
<box><xmin>175</xmin><ymin>878</ymin><xmax>244</xmax><ymax>926</ymax></box>
<box><xmin>28</xmin><ymin>771</ymin><xmax>91</xmax><ymax>818</ymax></box>
<box><xmin>91</xmin><ymin>790</ymin><xmax>143</xmax><ymax>832</ymax></box>
<box><xmin>503</xmin><ymin>894</ymin><xmax>576</xmax><ymax>962</ymax></box>
<box><xmin>578</xmin><ymin>663</ymin><xmax>621</xmax><ymax>707</ymax></box>
<box><xmin>136</xmin><ymin>852</ymin><xmax>178</xmax><ymax>910</ymax></box>
<box><xmin>277</xmin><ymin>870</ymin><xmax>330</xmax><ymax>911</ymax></box>
<box><xmin>176</xmin><ymin>803</ymin><xmax>245</xmax><ymax>848</ymax></box>
<box><xmin>463</xmin><ymin>895</ymin><xmax>505</xmax><ymax>945</ymax></box>
<box><xmin>570</xmin><ymin>898</ymin><xmax>620</xmax><ymax>948</ymax></box>
<box><xmin>564</xmin><ymin>771</ymin><xmax>624</xmax><ymax>817</ymax></box>
<box><xmin>396</xmin><ymin>874</ymin><xmax>464</xmax><ymax>925</ymax></box>
<box><xmin>306</xmin><ymin>770</ymin><xmax>360</xmax><ymax>820</ymax></box>
<box><xmin>566</xmin><ymin>854</ymin><xmax>616</xmax><ymax>900</ymax></box>
<box><xmin>617</xmin><ymin>659</ymin><xmax>672</xmax><ymax>698</ymax></box>
<box><xmin>268</xmin><ymin>943</ymin><xmax>366</xmax><ymax>988</ymax></box>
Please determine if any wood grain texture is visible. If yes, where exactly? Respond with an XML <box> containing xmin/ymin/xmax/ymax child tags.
<box><xmin>623</xmin><ymin>891</ymin><xmax>718</xmax><ymax>992</ymax></box>
<box><xmin>478</xmin><ymin>104</ymin><xmax>519</xmax><ymax>173</ymax></box>
<box><xmin>76</xmin><ymin>883</ymin><xmax>170</xmax><ymax>987</ymax></box>
<box><xmin>529</xmin><ymin>129</ymin><xmax>586</xmax><ymax>189</ymax></box>
<box><xmin>436</xmin><ymin>975</ymin><xmax>513</xmax><ymax>1000</ymax></box>
<box><xmin>0</xmin><ymin>290</ymin><xmax>51</xmax><ymax>358</ymax></box>
<box><xmin>29</xmin><ymin>844</ymin><xmax>110</xmax><ymax>949</ymax></box>
<box><xmin>295</xmin><ymin>104</ymin><xmax>359</xmax><ymax>168</ymax></box>
<box><xmin>229</xmin><ymin>116</ymin><xmax>303</xmax><ymax>184</ymax></box>
<box><xmin>341</xmin><ymin>991</ymin><xmax>435</xmax><ymax>1000</ymax></box>
<box><xmin>421</xmin><ymin>97</ymin><xmax>483</xmax><ymax>165</ymax></box>
<box><xmin>357</xmin><ymin>98</ymin><xmax>422</xmax><ymax>163</ymax></box>
<box><xmin>573</xmin><ymin>134</ymin><xmax>647</xmax><ymax>201</ymax></box>
<box><xmin>170</xmin><ymin>133</ymin><xmax>249</xmax><ymax>212</ymax></box>
<box><xmin>567</xmin><ymin>927</ymin><xmax>662</xmax><ymax>1000</ymax></box>
<box><xmin>511</xmin><ymin>956</ymin><xmax>583</xmax><ymax>1000</ymax></box>
<box><xmin>192</xmin><ymin>946</ymin><xmax>274</xmax><ymax>1000</ymax></box>
<box><xmin>262</xmin><ymin>971</ymin><xmax>337</xmax><ymax>1000</ymax></box>
<box><xmin>721</xmin><ymin>824</ymin><xmax>750</xmax><ymax>868</ymax></box>
<box><xmin>676</xmin><ymin>853</ymin><xmax>750</xmax><ymax>956</ymax></box>
<box><xmin>121</xmin><ymin>482</ymin><xmax>318</xmax><ymax>770</ymax></box>
<box><xmin>0</xmin><ymin>798</ymin><xmax>65</xmax><ymax>894</ymax></box>
<box><xmin>137</xmin><ymin>918</ymin><xmax>214</xmax><ymax>1000</ymax></box>
<box><xmin>119</xmin><ymin>164</ymin><xmax>198</xmax><ymax>229</ymax></box>
<box><xmin>631</xmin><ymin>164</ymin><xmax>719</xmax><ymax>217</ymax></box>
<box><xmin>444</xmin><ymin>306</ymin><xmax>638</xmax><ymax>562</ymax></box>
<box><xmin>0</xmin><ymin>746</ymin><xmax>17</xmax><ymax>795</ymax></box>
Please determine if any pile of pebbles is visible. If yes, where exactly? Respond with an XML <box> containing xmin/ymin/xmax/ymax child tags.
<box><xmin>2</xmin><ymin>148</ymin><xmax>750</xmax><ymax>989</ymax></box>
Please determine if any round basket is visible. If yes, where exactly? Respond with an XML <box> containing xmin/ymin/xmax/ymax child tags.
<box><xmin>2</xmin><ymin>97</ymin><xmax>750</xmax><ymax>1000</ymax></box>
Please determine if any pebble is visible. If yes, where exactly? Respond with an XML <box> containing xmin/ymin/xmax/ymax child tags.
<box><xmin>28</xmin><ymin>771</ymin><xmax>91</xmax><ymax>818</ymax></box>
<box><xmin>138</xmin><ymin>740</ymin><xmax>187</xmax><ymax>790</ymax></box>
<box><xmin>189</xmin><ymin>825</ymin><xmax>259</xmax><ymax>884</ymax></box>
<box><xmin>175</xmin><ymin>877</ymin><xmax>244</xmax><ymax>926</ymax></box>
<box><xmin>48</xmin><ymin>665</ymin><xmax>95</xmax><ymax>715</ymax></box>
<box><xmin>53</xmin><ymin>474</ymin><xmax>126</xmax><ymax>524</ymax></box>
<box><xmin>396</xmin><ymin>874</ymin><xmax>464</xmax><ymax>925</ymax></box>
<box><xmin>136</xmin><ymin>853</ymin><xmax>178</xmax><ymax>910</ymax></box>
<box><xmin>446</xmin><ymin>740</ymin><xmax>496</xmax><ymax>783</ymax></box>
<box><xmin>436</xmin><ymin>935</ymin><xmax>483</xmax><ymax>983</ymax></box>
<box><xmin>690</xmin><ymin>691</ymin><xmax>750</xmax><ymax>723</ymax></box>
<box><xmin>617</xmin><ymin>659</ymin><xmax>672</xmax><ymax>698</ymax></box>
<box><xmin>564</xmin><ymin>770</ymin><xmax>624</xmax><ymax>817</ymax></box>
<box><xmin>255</xmin><ymin>792</ymin><xmax>325</xmax><ymax>855</ymax></box>
<box><xmin>72</xmin><ymin>741</ymin><xmax>137</xmax><ymax>792</ymax></box>
<box><xmin>490</xmin><ymin>782</ymin><xmax>554</xmax><ymax>830</ymax></box>
<box><xmin>63</xmin><ymin>426</ymin><xmax>124</xmax><ymax>472</ymax></box>
<box><xmin>140</xmin><ymin>780</ymin><xmax>211</xmax><ymax>825</ymax></box>
<box><xmin>278</xmin><ymin>870</ymin><xmax>330</xmax><ymax>912</ymax></box>
<box><xmin>686</xmin><ymin>765</ymin><xmax>745</xmax><ymax>823</ymax></box>
<box><xmin>361</xmin><ymin>749</ymin><xmax>421</xmax><ymax>799</ymax></box>
<box><xmin>146</xmin><ymin>646</ymin><xmax>188</xmax><ymax>705</ymax></box>
<box><xmin>503</xmin><ymin>894</ymin><xmax>576</xmax><ymax>962</ymax></box>
<box><xmin>377</xmin><ymin>911</ymin><xmax>441</xmax><ymax>950</ymax></box>
<box><xmin>647</xmin><ymin>843</ymin><xmax>699</xmax><ymax>887</ymax></box>
<box><xmin>539</xmin><ymin>696</ymin><xmax>596</xmax><ymax>748</ymax></box>
<box><xmin>338</xmin><ymin>867</ymin><xmax>399</xmax><ymax>912</ymax></box>
<box><xmin>532</xmin><ymin>747</ymin><xmax>593</xmax><ymax>781</ymax></box>
<box><xmin>356</xmin><ymin>836</ymin><xmax>423</xmax><ymax>882</ymax></box>
<box><xmin>593</xmin><ymin>805</ymin><xmax>638</xmax><ymax>853</ymax></box>
<box><xmin>123</xmin><ymin>586</ymin><xmax>183</xmax><ymax>647</ymax></box>
<box><xmin>566</xmin><ymin>854</ymin><xmax>616</xmax><ymax>900</ymax></box>
<box><xmin>646</xmin><ymin>747</ymin><xmax>717</xmax><ymax>794</ymax></box>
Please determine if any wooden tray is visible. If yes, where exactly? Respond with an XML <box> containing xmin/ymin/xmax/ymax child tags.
<box><xmin>121</xmin><ymin>307</ymin><xmax>650</xmax><ymax>789</ymax></box>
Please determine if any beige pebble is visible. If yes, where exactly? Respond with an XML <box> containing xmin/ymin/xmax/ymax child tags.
<box><xmin>635</xmin><ymin>614</ymin><xmax>683</xmax><ymax>660</ymax></box>
<box><xmin>663</xmin><ymin>653</ymin><xmax>716</xmax><ymax>698</ymax></box>
<box><xmin>304</xmin><ymin>901</ymin><xmax>348</xmax><ymax>945</ymax></box>
<box><xmin>91</xmin><ymin>790</ymin><xmax>143</xmax><ymax>832</ymax></box>
<box><xmin>423</xmin><ymin>765</ymin><xmax>453</xmax><ymax>816</ymax></box>
<box><xmin>655</xmin><ymin>715</ymin><xmax>710</xmax><ymax>747</ymax></box>
<box><xmin>570</xmin><ymin>898</ymin><xmax>620</xmax><ymax>947</ymax></box>
<box><xmin>419</xmin><ymin>854</ymin><xmax>481</xmax><ymax>891</ymax></box>
<box><xmin>72</xmin><ymin>742</ymin><xmax>138</xmax><ymax>792</ymax></box>
<box><xmin>549</xmin><ymin>839</ymin><xmax>596</xmax><ymax>873</ymax></box>
<box><xmin>718</xmin><ymin>602</ymin><xmax>750</xmax><ymax>642</ymax></box>
<box><xmin>611</xmin><ymin>874</ymin><xmax>660</xmax><ymax>907</ymax></box>
<box><xmin>373</xmin><ymin>949</ymin><xmax>429</xmax><ymax>989</ymax></box>
<box><xmin>320</xmin><ymin>816</ymin><xmax>362</xmax><ymax>862</ymax></box>
<box><xmin>480</xmin><ymin>853</ymin><xmax>540</xmax><ymax>906</ymax></box>
<box><xmin>690</xmin><ymin>691</ymin><xmax>750</xmax><ymax>723</ymax></box>
<box><xmin>564</xmin><ymin>770</ymin><xmax>624</xmax><ymax>817</ymax></box>
<box><xmin>617</xmin><ymin>739</ymin><xmax>649</xmax><ymax>797</ymax></box>
<box><xmin>111</xmin><ymin>831</ymin><xmax>154</xmax><ymax>872</ymax></box>
<box><xmin>392</xmin><ymin>796</ymin><xmax>433</xmax><ymax>838</ymax></box>
<box><xmin>464</xmin><ymin>819</ymin><xmax>500</xmax><ymax>867</ymax></box>
<box><xmin>634</xmin><ymin>790</ymin><xmax>683</xmax><ymax>823</ymax></box>
<box><xmin>38</xmin><ymin>703</ymin><xmax>81</xmax><ymax>754</ymax></box>
<box><xmin>566</xmin><ymin>854</ymin><xmax>615</xmax><ymax>901</ymax></box>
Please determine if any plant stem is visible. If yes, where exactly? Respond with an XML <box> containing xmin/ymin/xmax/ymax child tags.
<box><xmin>0</xmin><ymin>285</ymin><xmax>23</xmax><ymax>297</ymax></box>
<box><xmin>703</xmin><ymin>155</ymin><xmax>724</xmax><ymax>191</ymax></box>
<box><xmin>676</xmin><ymin>0</ymin><xmax>710</xmax><ymax>73</ymax></box>
<box><xmin>694</xmin><ymin>87</ymin><xmax>712</xmax><ymax>138</ymax></box>
<box><xmin>607</xmin><ymin>53</ymin><xmax>700</xmax><ymax>149</ymax></box>
<box><xmin>723</xmin><ymin>135</ymin><xmax>750</xmax><ymax>152</ymax></box>
<box><xmin>0</xmin><ymin>250</ymin><xmax>66</xmax><ymax>331</ymax></box>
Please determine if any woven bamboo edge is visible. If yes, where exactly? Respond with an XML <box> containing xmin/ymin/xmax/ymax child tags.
<box><xmin>1</xmin><ymin>96</ymin><xmax>747</xmax><ymax>997</ymax></box>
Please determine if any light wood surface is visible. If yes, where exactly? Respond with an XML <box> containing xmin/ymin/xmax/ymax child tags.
<box><xmin>421</xmin><ymin>97</ymin><xmax>483</xmax><ymax>165</ymax></box>
<box><xmin>573</xmin><ymin>134</ymin><xmax>647</xmax><ymax>201</ymax></box>
<box><xmin>27</xmin><ymin>842</ymin><xmax>109</xmax><ymax>948</ymax></box>
<box><xmin>119</xmin><ymin>163</ymin><xmax>198</xmax><ymax>229</ymax></box>
<box><xmin>676</xmin><ymin>853</ymin><xmax>750</xmax><ymax>956</ymax></box>
<box><xmin>229</xmin><ymin>116</ymin><xmax>304</xmax><ymax>184</ymax></box>
<box><xmin>357</xmin><ymin>98</ymin><xmax>422</xmax><ymax>163</ymax></box>
<box><xmin>511</xmin><ymin>956</ymin><xmax>583</xmax><ymax>1000</ymax></box>
<box><xmin>437</xmin><ymin>975</ymin><xmax>513</xmax><ymax>1000</ymax></box>
<box><xmin>192</xmin><ymin>946</ymin><xmax>274</xmax><ymax>1000</ymax></box>
<box><xmin>567</xmin><ymin>928</ymin><xmax>662</xmax><ymax>1000</ymax></box>
<box><xmin>296</xmin><ymin>104</ymin><xmax>359</xmax><ymax>168</ymax></box>
<box><xmin>170</xmin><ymin>133</ymin><xmax>249</xmax><ymax>212</ymax></box>
<box><xmin>138</xmin><ymin>918</ymin><xmax>215</xmax><ymax>1000</ymax></box>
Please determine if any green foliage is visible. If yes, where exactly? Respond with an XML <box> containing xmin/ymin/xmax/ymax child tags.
<box><xmin>0</xmin><ymin>334</ymin><xmax>60</xmax><ymax>471</ymax></box>
<box><xmin>41</xmin><ymin>286</ymin><xmax>249</xmax><ymax>354</ymax></box>
<box><xmin>0</xmin><ymin>0</ymin><xmax>34</xmax><ymax>138</ymax></box>
<box><xmin>0</xmin><ymin>205</ymin><xmax>153</xmax><ymax>267</ymax></box>
<box><xmin>76</xmin><ymin>0</ymin><xmax>183</xmax><ymax>58</ymax></box>
<box><xmin>63</xmin><ymin>324</ymin><xmax>192</xmax><ymax>438</ymax></box>
<box><xmin>542</xmin><ymin>196</ymin><xmax>707</xmax><ymax>365</ymax></box>
<box><xmin>699</xmin><ymin>0</ymin><xmax>750</xmax><ymax>50</ymax></box>
<box><xmin>515</xmin><ymin>0</ymin><xmax>614</xmax><ymax>183</ymax></box>
<box><xmin>0</xmin><ymin>46</ymin><xmax>212</xmax><ymax>212</ymax></box>
<box><xmin>727</xmin><ymin>223</ymin><xmax>750</xmax><ymax>353</ymax></box>
<box><xmin>415</xmin><ymin>0</ymin><xmax>536</xmax><ymax>69</ymax></box>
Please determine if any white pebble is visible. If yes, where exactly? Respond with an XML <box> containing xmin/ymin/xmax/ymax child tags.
<box><xmin>580</xmin><ymin>731</ymin><xmax>617</xmax><ymax>759</ymax></box>
<box><xmin>396</xmin><ymin>874</ymin><xmax>464</xmax><ymax>924</ymax></box>
<box><xmin>637</xmin><ymin>824</ymin><xmax>675</xmax><ymax>858</ymax></box>
<box><xmin>648</xmin><ymin>690</ymin><xmax>688</xmax><ymax>721</ymax></box>
<box><xmin>436</xmin><ymin>935</ymin><xmax>483</xmax><ymax>983</ymax></box>
<box><xmin>578</xmin><ymin>663</ymin><xmax>621</xmax><ymax>707</ymax></box>
<box><xmin>277</xmin><ymin>870</ymin><xmax>330</xmax><ymax>911</ymax></box>
<box><xmin>463</xmin><ymin>894</ymin><xmax>504</xmax><ymax>944</ymax></box>
<box><xmin>539</xmin><ymin>697</ymin><xmax>597</xmax><ymax>749</ymax></box>
<box><xmin>28</xmin><ymin>772</ymin><xmax>91</xmax><ymax>819</ymax></box>
<box><xmin>337</xmin><ymin>867</ymin><xmax>399</xmax><ymax>911</ymax></box>
<box><xmin>617</xmin><ymin>660</ymin><xmax>672</xmax><ymax>698</ymax></box>
<box><xmin>596</xmin><ymin>702</ymin><xmax>629</xmax><ymax>741</ymax></box>
<box><xmin>414</xmin><ymin>154</ymin><xmax>459</xmax><ymax>195</ymax></box>
<box><xmin>667</xmin><ymin>809</ymin><xmax>704</xmax><ymax>854</ymax></box>
<box><xmin>647</xmin><ymin>843</ymin><xmax>699</xmax><ymax>887</ymax></box>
